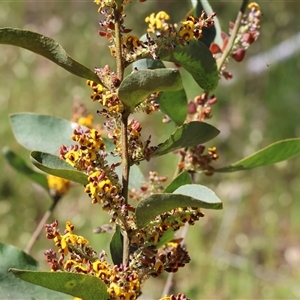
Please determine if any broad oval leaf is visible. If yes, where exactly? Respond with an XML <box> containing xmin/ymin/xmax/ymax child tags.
<box><xmin>152</xmin><ymin>121</ymin><xmax>220</xmax><ymax>157</ymax></box>
<box><xmin>10</xmin><ymin>113</ymin><xmax>78</xmax><ymax>155</ymax></box>
<box><xmin>214</xmin><ymin>138</ymin><xmax>300</xmax><ymax>172</ymax></box>
<box><xmin>31</xmin><ymin>151</ymin><xmax>88</xmax><ymax>185</ymax></box>
<box><xmin>110</xmin><ymin>225</ymin><xmax>123</xmax><ymax>266</ymax></box>
<box><xmin>2</xmin><ymin>147</ymin><xmax>49</xmax><ymax>192</ymax></box>
<box><xmin>0</xmin><ymin>242</ymin><xmax>71</xmax><ymax>299</ymax></box>
<box><xmin>118</xmin><ymin>68</ymin><xmax>183</xmax><ymax>110</ymax></box>
<box><xmin>132</xmin><ymin>58</ymin><xmax>187</xmax><ymax>125</ymax></box>
<box><xmin>0</xmin><ymin>28</ymin><xmax>102</xmax><ymax>84</ymax></box>
<box><xmin>157</xmin><ymin>89</ymin><xmax>188</xmax><ymax>126</ymax></box>
<box><xmin>164</xmin><ymin>171</ymin><xmax>192</xmax><ymax>193</ymax></box>
<box><xmin>136</xmin><ymin>184</ymin><xmax>222</xmax><ymax>228</ymax></box>
<box><xmin>158</xmin><ymin>40</ymin><xmax>218</xmax><ymax>91</ymax></box>
<box><xmin>9</xmin><ymin>269</ymin><xmax>108</xmax><ymax>300</ymax></box>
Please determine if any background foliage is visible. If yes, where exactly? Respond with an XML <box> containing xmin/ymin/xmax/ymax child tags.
<box><xmin>1</xmin><ymin>1</ymin><xmax>300</xmax><ymax>298</ymax></box>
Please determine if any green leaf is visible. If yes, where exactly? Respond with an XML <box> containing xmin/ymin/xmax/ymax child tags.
<box><xmin>118</xmin><ymin>68</ymin><xmax>183</xmax><ymax>110</ymax></box>
<box><xmin>31</xmin><ymin>151</ymin><xmax>88</xmax><ymax>185</ymax></box>
<box><xmin>9</xmin><ymin>270</ymin><xmax>109</xmax><ymax>300</ymax></box>
<box><xmin>10</xmin><ymin>113</ymin><xmax>78</xmax><ymax>156</ymax></box>
<box><xmin>132</xmin><ymin>58</ymin><xmax>187</xmax><ymax>126</ymax></box>
<box><xmin>152</xmin><ymin>121</ymin><xmax>220</xmax><ymax>157</ymax></box>
<box><xmin>0</xmin><ymin>28</ymin><xmax>101</xmax><ymax>84</ymax></box>
<box><xmin>110</xmin><ymin>225</ymin><xmax>123</xmax><ymax>266</ymax></box>
<box><xmin>136</xmin><ymin>184</ymin><xmax>222</xmax><ymax>228</ymax></box>
<box><xmin>157</xmin><ymin>89</ymin><xmax>188</xmax><ymax>126</ymax></box>
<box><xmin>155</xmin><ymin>229</ymin><xmax>175</xmax><ymax>248</ymax></box>
<box><xmin>127</xmin><ymin>165</ymin><xmax>146</xmax><ymax>190</ymax></box>
<box><xmin>2</xmin><ymin>147</ymin><xmax>49</xmax><ymax>192</ymax></box>
<box><xmin>158</xmin><ymin>40</ymin><xmax>218</xmax><ymax>91</ymax></box>
<box><xmin>164</xmin><ymin>171</ymin><xmax>192</xmax><ymax>193</ymax></box>
<box><xmin>0</xmin><ymin>242</ymin><xmax>71</xmax><ymax>299</ymax></box>
<box><xmin>132</xmin><ymin>58</ymin><xmax>165</xmax><ymax>70</ymax></box>
<box><xmin>214</xmin><ymin>138</ymin><xmax>300</xmax><ymax>172</ymax></box>
<box><xmin>191</xmin><ymin>0</ymin><xmax>223</xmax><ymax>47</ymax></box>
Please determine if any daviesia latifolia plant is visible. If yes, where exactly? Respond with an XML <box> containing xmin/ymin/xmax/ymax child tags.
<box><xmin>1</xmin><ymin>0</ymin><xmax>300</xmax><ymax>299</ymax></box>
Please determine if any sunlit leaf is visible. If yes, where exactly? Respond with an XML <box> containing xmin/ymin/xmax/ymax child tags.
<box><xmin>118</xmin><ymin>68</ymin><xmax>183</xmax><ymax>110</ymax></box>
<box><xmin>9</xmin><ymin>270</ymin><xmax>108</xmax><ymax>300</ymax></box>
<box><xmin>152</xmin><ymin>121</ymin><xmax>220</xmax><ymax>157</ymax></box>
<box><xmin>110</xmin><ymin>225</ymin><xmax>123</xmax><ymax>266</ymax></box>
<box><xmin>10</xmin><ymin>113</ymin><xmax>78</xmax><ymax>156</ymax></box>
<box><xmin>164</xmin><ymin>171</ymin><xmax>192</xmax><ymax>193</ymax></box>
<box><xmin>214</xmin><ymin>138</ymin><xmax>300</xmax><ymax>172</ymax></box>
<box><xmin>0</xmin><ymin>242</ymin><xmax>71</xmax><ymax>299</ymax></box>
<box><xmin>132</xmin><ymin>58</ymin><xmax>187</xmax><ymax>125</ymax></box>
<box><xmin>2</xmin><ymin>147</ymin><xmax>49</xmax><ymax>192</ymax></box>
<box><xmin>136</xmin><ymin>184</ymin><xmax>222</xmax><ymax>228</ymax></box>
<box><xmin>31</xmin><ymin>151</ymin><xmax>88</xmax><ymax>185</ymax></box>
<box><xmin>158</xmin><ymin>40</ymin><xmax>218</xmax><ymax>91</ymax></box>
<box><xmin>0</xmin><ymin>28</ymin><xmax>101</xmax><ymax>84</ymax></box>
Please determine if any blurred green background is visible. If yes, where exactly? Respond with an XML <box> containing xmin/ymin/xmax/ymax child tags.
<box><xmin>1</xmin><ymin>1</ymin><xmax>300</xmax><ymax>299</ymax></box>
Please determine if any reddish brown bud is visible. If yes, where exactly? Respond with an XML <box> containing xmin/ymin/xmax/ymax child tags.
<box><xmin>232</xmin><ymin>49</ymin><xmax>246</xmax><ymax>62</ymax></box>
<box><xmin>209</xmin><ymin>43</ymin><xmax>222</xmax><ymax>54</ymax></box>
<box><xmin>208</xmin><ymin>96</ymin><xmax>217</xmax><ymax>105</ymax></box>
<box><xmin>188</xmin><ymin>101</ymin><xmax>197</xmax><ymax>114</ymax></box>
<box><xmin>243</xmin><ymin>32</ymin><xmax>255</xmax><ymax>45</ymax></box>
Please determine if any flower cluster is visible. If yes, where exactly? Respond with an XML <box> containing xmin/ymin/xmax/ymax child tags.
<box><xmin>44</xmin><ymin>220</ymin><xmax>92</xmax><ymax>263</ymax></box>
<box><xmin>59</xmin><ymin>127</ymin><xmax>125</xmax><ymax>217</ymax></box>
<box><xmin>94</xmin><ymin>0</ymin><xmax>150</xmax><ymax>64</ymax></box>
<box><xmin>179</xmin><ymin>11</ymin><xmax>216</xmax><ymax>41</ymax></box>
<box><xmin>188</xmin><ymin>92</ymin><xmax>218</xmax><ymax>122</ymax></box>
<box><xmin>60</xmin><ymin>127</ymin><xmax>106</xmax><ymax>170</ymax></box>
<box><xmin>45</xmin><ymin>221</ymin><xmax>142</xmax><ymax>299</ymax></box>
<box><xmin>178</xmin><ymin>145</ymin><xmax>219</xmax><ymax>176</ymax></box>
<box><xmin>134</xmin><ymin>238</ymin><xmax>191</xmax><ymax>278</ymax></box>
<box><xmin>133</xmin><ymin>207</ymin><xmax>204</xmax><ymax>247</ymax></box>
<box><xmin>133</xmin><ymin>92</ymin><xmax>160</xmax><ymax>115</ymax></box>
<box><xmin>145</xmin><ymin>10</ymin><xmax>216</xmax><ymax>43</ymax></box>
<box><xmin>87</xmin><ymin>66</ymin><xmax>122</xmax><ymax>113</ymax></box>
<box><xmin>95</xmin><ymin>3</ymin><xmax>216</xmax><ymax>64</ymax></box>
<box><xmin>145</xmin><ymin>11</ymin><xmax>171</xmax><ymax>34</ymax></box>
<box><xmin>210</xmin><ymin>2</ymin><xmax>262</xmax><ymax>79</ymax></box>
<box><xmin>125</xmin><ymin>206</ymin><xmax>204</xmax><ymax>279</ymax></box>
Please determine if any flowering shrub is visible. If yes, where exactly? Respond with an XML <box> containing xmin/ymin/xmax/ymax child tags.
<box><xmin>1</xmin><ymin>0</ymin><xmax>300</xmax><ymax>299</ymax></box>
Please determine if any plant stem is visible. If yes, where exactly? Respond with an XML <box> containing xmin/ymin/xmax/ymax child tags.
<box><xmin>114</xmin><ymin>2</ymin><xmax>130</xmax><ymax>266</ymax></box>
<box><xmin>114</xmin><ymin>4</ymin><xmax>124</xmax><ymax>82</ymax></box>
<box><xmin>121</xmin><ymin>111</ymin><xmax>130</xmax><ymax>266</ymax></box>
<box><xmin>217</xmin><ymin>0</ymin><xmax>249</xmax><ymax>71</ymax></box>
<box><xmin>24</xmin><ymin>199</ymin><xmax>59</xmax><ymax>254</ymax></box>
